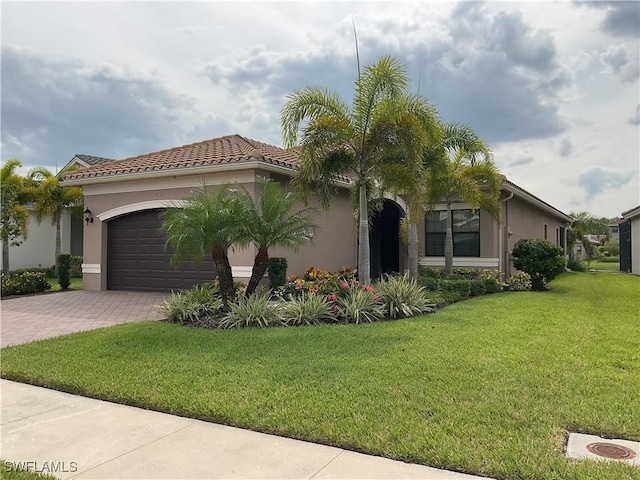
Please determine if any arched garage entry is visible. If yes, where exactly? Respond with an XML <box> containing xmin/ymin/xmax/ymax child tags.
<box><xmin>369</xmin><ymin>200</ymin><xmax>403</xmax><ymax>279</ymax></box>
<box><xmin>107</xmin><ymin>209</ymin><xmax>216</xmax><ymax>291</ymax></box>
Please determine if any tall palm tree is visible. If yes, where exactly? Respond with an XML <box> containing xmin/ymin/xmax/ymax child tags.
<box><xmin>281</xmin><ymin>55</ymin><xmax>440</xmax><ymax>284</ymax></box>
<box><xmin>27</xmin><ymin>165</ymin><xmax>84</xmax><ymax>257</ymax></box>
<box><xmin>1</xmin><ymin>159</ymin><xmax>30</xmax><ymax>274</ymax></box>
<box><xmin>422</xmin><ymin>124</ymin><xmax>502</xmax><ymax>277</ymax></box>
<box><xmin>232</xmin><ymin>177</ymin><xmax>317</xmax><ymax>296</ymax></box>
<box><xmin>159</xmin><ymin>184</ymin><xmax>240</xmax><ymax>305</ymax></box>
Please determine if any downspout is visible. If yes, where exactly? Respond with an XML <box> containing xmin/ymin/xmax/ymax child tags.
<box><xmin>499</xmin><ymin>191</ymin><xmax>514</xmax><ymax>279</ymax></box>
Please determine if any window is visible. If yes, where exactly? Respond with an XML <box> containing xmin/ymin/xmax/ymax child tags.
<box><xmin>425</xmin><ymin>209</ymin><xmax>480</xmax><ymax>257</ymax></box>
<box><xmin>611</xmin><ymin>226</ymin><xmax>619</xmax><ymax>234</ymax></box>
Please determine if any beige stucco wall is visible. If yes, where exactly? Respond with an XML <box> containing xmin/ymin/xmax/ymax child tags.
<box><xmin>80</xmin><ymin>168</ymin><xmax>355</xmax><ymax>290</ymax></box>
<box><xmin>0</xmin><ymin>209</ymin><xmax>77</xmax><ymax>272</ymax></box>
<box><xmin>503</xmin><ymin>196</ymin><xmax>568</xmax><ymax>276</ymax></box>
<box><xmin>631</xmin><ymin>218</ymin><xmax>640</xmax><ymax>275</ymax></box>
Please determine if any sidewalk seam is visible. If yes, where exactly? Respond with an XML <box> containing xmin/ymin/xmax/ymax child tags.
<box><xmin>308</xmin><ymin>450</ymin><xmax>345</xmax><ymax>479</ymax></box>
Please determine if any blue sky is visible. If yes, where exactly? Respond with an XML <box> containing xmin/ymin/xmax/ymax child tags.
<box><xmin>2</xmin><ymin>1</ymin><xmax>639</xmax><ymax>218</ymax></box>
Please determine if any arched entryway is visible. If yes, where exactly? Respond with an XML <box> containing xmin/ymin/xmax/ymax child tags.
<box><xmin>370</xmin><ymin>200</ymin><xmax>404</xmax><ymax>279</ymax></box>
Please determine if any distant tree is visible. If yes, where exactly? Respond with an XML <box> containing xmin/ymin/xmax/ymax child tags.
<box><xmin>1</xmin><ymin>159</ymin><xmax>30</xmax><ymax>274</ymax></box>
<box><xmin>26</xmin><ymin>165</ymin><xmax>84</xmax><ymax>257</ymax></box>
<box><xmin>232</xmin><ymin>177</ymin><xmax>317</xmax><ymax>296</ymax></box>
<box><xmin>567</xmin><ymin>212</ymin><xmax>610</xmax><ymax>260</ymax></box>
<box><xmin>422</xmin><ymin>124</ymin><xmax>502</xmax><ymax>277</ymax></box>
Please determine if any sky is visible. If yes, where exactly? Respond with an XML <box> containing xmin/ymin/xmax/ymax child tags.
<box><xmin>1</xmin><ymin>0</ymin><xmax>639</xmax><ymax>219</ymax></box>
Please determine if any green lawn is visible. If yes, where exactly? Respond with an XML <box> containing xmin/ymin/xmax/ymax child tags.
<box><xmin>586</xmin><ymin>261</ymin><xmax>620</xmax><ymax>271</ymax></box>
<box><xmin>2</xmin><ymin>272</ymin><xmax>639</xmax><ymax>480</ymax></box>
<box><xmin>49</xmin><ymin>277</ymin><xmax>82</xmax><ymax>292</ymax></box>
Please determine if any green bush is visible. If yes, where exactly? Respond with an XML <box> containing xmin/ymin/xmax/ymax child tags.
<box><xmin>374</xmin><ymin>274</ymin><xmax>434</xmax><ymax>319</ymax></box>
<box><xmin>337</xmin><ymin>287</ymin><xmax>384</xmax><ymax>324</ymax></box>
<box><xmin>221</xmin><ymin>292</ymin><xmax>280</xmax><ymax>328</ymax></box>
<box><xmin>10</xmin><ymin>266</ymin><xmax>55</xmax><ymax>278</ymax></box>
<box><xmin>418</xmin><ymin>275</ymin><xmax>441</xmax><ymax>292</ymax></box>
<box><xmin>157</xmin><ymin>284</ymin><xmax>223</xmax><ymax>324</ymax></box>
<box><xmin>506</xmin><ymin>272</ymin><xmax>532</xmax><ymax>291</ymax></box>
<box><xmin>56</xmin><ymin>253</ymin><xmax>71</xmax><ymax>290</ymax></box>
<box><xmin>469</xmin><ymin>279</ymin><xmax>487</xmax><ymax>297</ymax></box>
<box><xmin>268</xmin><ymin>257</ymin><xmax>288</xmax><ymax>290</ymax></box>
<box><xmin>567</xmin><ymin>258</ymin><xmax>586</xmax><ymax>272</ymax></box>
<box><xmin>479</xmin><ymin>270</ymin><xmax>503</xmax><ymax>293</ymax></box>
<box><xmin>70</xmin><ymin>256</ymin><xmax>83</xmax><ymax>278</ymax></box>
<box><xmin>1</xmin><ymin>271</ymin><xmax>51</xmax><ymax>296</ymax></box>
<box><xmin>280</xmin><ymin>292</ymin><xmax>336</xmax><ymax>326</ymax></box>
<box><xmin>440</xmin><ymin>279</ymin><xmax>471</xmax><ymax>299</ymax></box>
<box><xmin>512</xmin><ymin>239</ymin><xmax>566</xmax><ymax>291</ymax></box>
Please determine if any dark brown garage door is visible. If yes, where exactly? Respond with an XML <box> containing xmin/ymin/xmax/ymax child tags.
<box><xmin>108</xmin><ymin>209</ymin><xmax>217</xmax><ymax>292</ymax></box>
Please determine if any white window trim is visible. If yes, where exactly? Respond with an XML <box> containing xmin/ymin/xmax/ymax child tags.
<box><xmin>419</xmin><ymin>257</ymin><xmax>499</xmax><ymax>268</ymax></box>
<box><xmin>97</xmin><ymin>200</ymin><xmax>188</xmax><ymax>222</ymax></box>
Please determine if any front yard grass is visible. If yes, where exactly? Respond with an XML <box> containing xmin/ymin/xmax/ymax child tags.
<box><xmin>2</xmin><ymin>272</ymin><xmax>639</xmax><ymax>480</ymax></box>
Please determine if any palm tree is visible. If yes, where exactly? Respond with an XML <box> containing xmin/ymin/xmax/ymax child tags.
<box><xmin>26</xmin><ymin>165</ymin><xmax>84</xmax><ymax>257</ymax></box>
<box><xmin>567</xmin><ymin>211</ymin><xmax>610</xmax><ymax>260</ymax></box>
<box><xmin>281</xmin><ymin>55</ymin><xmax>440</xmax><ymax>284</ymax></box>
<box><xmin>160</xmin><ymin>184</ymin><xmax>240</xmax><ymax>305</ymax></box>
<box><xmin>1</xmin><ymin>159</ymin><xmax>30</xmax><ymax>274</ymax></box>
<box><xmin>232</xmin><ymin>177</ymin><xmax>317</xmax><ymax>296</ymax></box>
<box><xmin>422</xmin><ymin>124</ymin><xmax>502</xmax><ymax>277</ymax></box>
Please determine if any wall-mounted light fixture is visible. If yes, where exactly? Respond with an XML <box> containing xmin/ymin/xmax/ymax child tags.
<box><xmin>84</xmin><ymin>208</ymin><xmax>94</xmax><ymax>225</ymax></box>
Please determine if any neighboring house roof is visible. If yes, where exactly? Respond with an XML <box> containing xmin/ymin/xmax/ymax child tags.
<box><xmin>502</xmin><ymin>178</ymin><xmax>573</xmax><ymax>223</ymax></box>
<box><xmin>72</xmin><ymin>154</ymin><xmax>116</xmax><ymax>167</ymax></box>
<box><xmin>622</xmin><ymin>205</ymin><xmax>640</xmax><ymax>221</ymax></box>
<box><xmin>62</xmin><ymin>135</ymin><xmax>300</xmax><ymax>183</ymax></box>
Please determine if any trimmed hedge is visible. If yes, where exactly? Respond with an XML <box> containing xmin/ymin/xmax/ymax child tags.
<box><xmin>1</xmin><ymin>271</ymin><xmax>51</xmax><ymax>297</ymax></box>
<box><xmin>56</xmin><ymin>254</ymin><xmax>71</xmax><ymax>291</ymax></box>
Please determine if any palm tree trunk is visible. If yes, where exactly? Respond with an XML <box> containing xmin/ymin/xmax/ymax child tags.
<box><xmin>2</xmin><ymin>241</ymin><xmax>9</xmax><ymax>275</ymax></box>
<box><xmin>211</xmin><ymin>247</ymin><xmax>235</xmax><ymax>307</ymax></box>
<box><xmin>358</xmin><ymin>182</ymin><xmax>370</xmax><ymax>284</ymax></box>
<box><xmin>444</xmin><ymin>202</ymin><xmax>454</xmax><ymax>277</ymax></box>
<box><xmin>246</xmin><ymin>248</ymin><xmax>268</xmax><ymax>296</ymax></box>
<box><xmin>408</xmin><ymin>223</ymin><xmax>418</xmax><ymax>280</ymax></box>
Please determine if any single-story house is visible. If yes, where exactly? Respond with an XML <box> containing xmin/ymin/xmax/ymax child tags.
<box><xmin>62</xmin><ymin>134</ymin><xmax>571</xmax><ymax>292</ymax></box>
<box><xmin>0</xmin><ymin>154</ymin><xmax>115</xmax><ymax>273</ymax></box>
<box><xmin>620</xmin><ymin>205</ymin><xmax>640</xmax><ymax>274</ymax></box>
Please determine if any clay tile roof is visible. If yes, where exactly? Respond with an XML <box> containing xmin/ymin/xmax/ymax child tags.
<box><xmin>63</xmin><ymin>134</ymin><xmax>300</xmax><ymax>181</ymax></box>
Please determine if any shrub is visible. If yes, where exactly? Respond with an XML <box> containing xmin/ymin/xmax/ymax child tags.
<box><xmin>512</xmin><ymin>239</ymin><xmax>566</xmax><ymax>291</ymax></box>
<box><xmin>70</xmin><ymin>255</ymin><xmax>83</xmax><ymax>278</ymax></box>
<box><xmin>1</xmin><ymin>271</ymin><xmax>51</xmax><ymax>296</ymax></box>
<box><xmin>469</xmin><ymin>279</ymin><xmax>487</xmax><ymax>297</ymax></box>
<box><xmin>567</xmin><ymin>258</ymin><xmax>586</xmax><ymax>272</ymax></box>
<box><xmin>507</xmin><ymin>272</ymin><xmax>532</xmax><ymax>291</ymax></box>
<box><xmin>268</xmin><ymin>257</ymin><xmax>288</xmax><ymax>290</ymax></box>
<box><xmin>418</xmin><ymin>276</ymin><xmax>440</xmax><ymax>292</ymax></box>
<box><xmin>157</xmin><ymin>284</ymin><xmax>223</xmax><ymax>324</ymax></box>
<box><xmin>479</xmin><ymin>269</ymin><xmax>503</xmax><ymax>293</ymax></box>
<box><xmin>221</xmin><ymin>292</ymin><xmax>281</xmax><ymax>328</ymax></box>
<box><xmin>56</xmin><ymin>253</ymin><xmax>71</xmax><ymax>290</ymax></box>
<box><xmin>440</xmin><ymin>279</ymin><xmax>471</xmax><ymax>299</ymax></box>
<box><xmin>276</xmin><ymin>266</ymin><xmax>356</xmax><ymax>299</ymax></box>
<box><xmin>280</xmin><ymin>292</ymin><xmax>336</xmax><ymax>326</ymax></box>
<box><xmin>337</xmin><ymin>287</ymin><xmax>384</xmax><ymax>324</ymax></box>
<box><xmin>374</xmin><ymin>274</ymin><xmax>434</xmax><ymax>319</ymax></box>
<box><xmin>418</xmin><ymin>266</ymin><xmax>445</xmax><ymax>279</ymax></box>
<box><xmin>10</xmin><ymin>266</ymin><xmax>56</xmax><ymax>278</ymax></box>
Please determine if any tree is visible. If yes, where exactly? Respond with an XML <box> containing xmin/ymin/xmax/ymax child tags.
<box><xmin>160</xmin><ymin>184</ymin><xmax>240</xmax><ymax>306</ymax></box>
<box><xmin>512</xmin><ymin>238</ymin><xmax>566</xmax><ymax>291</ymax></box>
<box><xmin>567</xmin><ymin>211</ymin><xmax>610</xmax><ymax>260</ymax></box>
<box><xmin>1</xmin><ymin>159</ymin><xmax>30</xmax><ymax>274</ymax></box>
<box><xmin>281</xmin><ymin>55</ymin><xmax>441</xmax><ymax>284</ymax></box>
<box><xmin>422</xmin><ymin>123</ymin><xmax>502</xmax><ymax>277</ymax></box>
<box><xmin>26</xmin><ymin>165</ymin><xmax>84</xmax><ymax>257</ymax></box>
<box><xmin>232</xmin><ymin>177</ymin><xmax>317</xmax><ymax>296</ymax></box>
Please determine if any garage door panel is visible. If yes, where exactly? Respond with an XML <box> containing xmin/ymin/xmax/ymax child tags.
<box><xmin>108</xmin><ymin>209</ymin><xmax>217</xmax><ymax>292</ymax></box>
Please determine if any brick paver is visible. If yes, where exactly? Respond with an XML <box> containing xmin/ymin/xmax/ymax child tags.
<box><xmin>0</xmin><ymin>290</ymin><xmax>168</xmax><ymax>348</ymax></box>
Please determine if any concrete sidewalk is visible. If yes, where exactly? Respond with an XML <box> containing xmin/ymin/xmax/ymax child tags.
<box><xmin>1</xmin><ymin>380</ymin><xmax>490</xmax><ymax>480</ymax></box>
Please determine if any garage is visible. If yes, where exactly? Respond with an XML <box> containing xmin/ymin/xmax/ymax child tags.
<box><xmin>107</xmin><ymin>209</ymin><xmax>217</xmax><ymax>292</ymax></box>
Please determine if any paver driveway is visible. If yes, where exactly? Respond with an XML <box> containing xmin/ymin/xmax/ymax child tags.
<box><xmin>0</xmin><ymin>290</ymin><xmax>168</xmax><ymax>348</ymax></box>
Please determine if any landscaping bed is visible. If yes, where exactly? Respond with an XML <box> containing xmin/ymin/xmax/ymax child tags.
<box><xmin>1</xmin><ymin>272</ymin><xmax>638</xmax><ymax>479</ymax></box>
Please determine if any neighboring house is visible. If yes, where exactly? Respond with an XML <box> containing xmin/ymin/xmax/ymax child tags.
<box><xmin>0</xmin><ymin>206</ymin><xmax>83</xmax><ymax>272</ymax></box>
<box><xmin>62</xmin><ymin>134</ymin><xmax>571</xmax><ymax>292</ymax></box>
<box><xmin>572</xmin><ymin>234</ymin><xmax>601</xmax><ymax>261</ymax></box>
<box><xmin>620</xmin><ymin>205</ymin><xmax>640</xmax><ymax>275</ymax></box>
<box><xmin>608</xmin><ymin>218</ymin><xmax>623</xmax><ymax>242</ymax></box>
<box><xmin>0</xmin><ymin>154</ymin><xmax>115</xmax><ymax>273</ymax></box>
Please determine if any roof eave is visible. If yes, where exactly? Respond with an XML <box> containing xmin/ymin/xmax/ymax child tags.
<box><xmin>503</xmin><ymin>180</ymin><xmax>573</xmax><ymax>223</ymax></box>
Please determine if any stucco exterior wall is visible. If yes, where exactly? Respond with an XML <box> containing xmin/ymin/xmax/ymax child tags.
<box><xmin>504</xmin><ymin>196</ymin><xmax>568</xmax><ymax>276</ymax></box>
<box><xmin>0</xmin><ymin>209</ymin><xmax>78</xmax><ymax>272</ymax></box>
<box><xmin>80</xmin><ymin>169</ymin><xmax>355</xmax><ymax>290</ymax></box>
<box><xmin>631</xmin><ymin>217</ymin><xmax>640</xmax><ymax>275</ymax></box>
